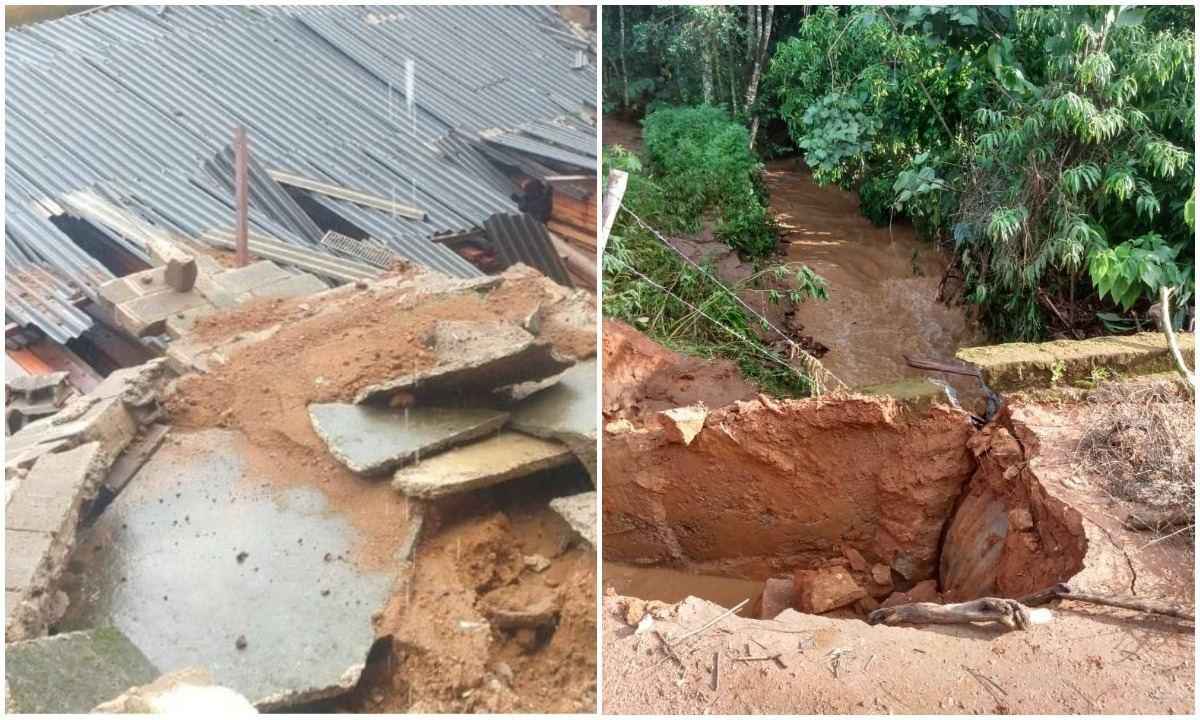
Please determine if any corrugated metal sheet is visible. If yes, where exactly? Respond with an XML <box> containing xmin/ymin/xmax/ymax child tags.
<box><xmin>484</xmin><ymin>213</ymin><xmax>572</xmax><ymax>288</ymax></box>
<box><xmin>5</xmin><ymin>5</ymin><xmax>595</xmax><ymax>340</ymax></box>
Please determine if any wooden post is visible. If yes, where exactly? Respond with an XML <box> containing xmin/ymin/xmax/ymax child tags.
<box><xmin>234</xmin><ymin>126</ymin><xmax>249</xmax><ymax>268</ymax></box>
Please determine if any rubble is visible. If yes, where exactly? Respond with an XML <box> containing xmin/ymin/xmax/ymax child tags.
<box><xmin>792</xmin><ymin>566</ymin><xmax>867</xmax><ymax>614</ymax></box>
<box><xmin>393</xmin><ymin>432</ymin><xmax>576</xmax><ymax>499</ymax></box>
<box><xmin>657</xmin><ymin>404</ymin><xmax>707</xmax><ymax>446</ymax></box>
<box><xmin>353</xmin><ymin>320</ymin><xmax>575</xmax><ymax>405</ymax></box>
<box><xmin>881</xmin><ymin>579</ymin><xmax>941</xmax><ymax>608</ymax></box>
<box><xmin>511</xmin><ymin>358</ymin><xmax>598</xmax><ymax>480</ymax></box>
<box><xmin>309</xmin><ymin>403</ymin><xmax>509</xmax><ymax>475</ymax></box>
<box><xmin>93</xmin><ymin>668</ymin><xmax>258</xmax><ymax>714</ymax></box>
<box><xmin>5</xmin><ymin>371</ymin><xmax>73</xmax><ymax>434</ymax></box>
<box><xmin>756</xmin><ymin>577</ymin><xmax>794</xmax><ymax>619</ymax></box>
<box><xmin>549</xmin><ymin>491</ymin><xmax>597</xmax><ymax>547</ymax></box>
<box><xmin>4</xmin><ymin>626</ymin><xmax>159</xmax><ymax>714</ymax></box>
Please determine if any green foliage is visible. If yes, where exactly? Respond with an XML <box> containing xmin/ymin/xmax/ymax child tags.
<box><xmin>642</xmin><ymin>105</ymin><xmax>777</xmax><ymax>256</ymax></box>
<box><xmin>601</xmin><ymin>147</ymin><xmax>817</xmax><ymax>398</ymax></box>
<box><xmin>763</xmin><ymin>4</ymin><xmax>1194</xmax><ymax>340</ymax></box>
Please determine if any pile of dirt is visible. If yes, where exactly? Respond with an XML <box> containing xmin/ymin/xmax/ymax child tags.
<box><xmin>603</xmin><ymin>319</ymin><xmax>757</xmax><ymax>422</ymax></box>
<box><xmin>161</xmin><ymin>265</ymin><xmax>597</xmax><ymax>711</ymax></box>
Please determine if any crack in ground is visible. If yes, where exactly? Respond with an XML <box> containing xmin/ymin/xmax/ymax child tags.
<box><xmin>1078</xmin><ymin>509</ymin><xmax>1139</xmax><ymax>596</ymax></box>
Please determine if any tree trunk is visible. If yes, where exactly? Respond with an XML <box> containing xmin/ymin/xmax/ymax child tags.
<box><xmin>744</xmin><ymin>5</ymin><xmax>774</xmax><ymax>150</ymax></box>
<box><xmin>619</xmin><ymin>6</ymin><xmax>630</xmax><ymax>108</ymax></box>
<box><xmin>702</xmin><ymin>41</ymin><xmax>714</xmax><ymax>105</ymax></box>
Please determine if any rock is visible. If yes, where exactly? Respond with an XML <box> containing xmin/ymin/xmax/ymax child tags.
<box><xmin>605</xmin><ymin>419</ymin><xmax>635</xmax><ymax>435</ymax></box>
<box><xmin>549</xmin><ymin>491</ymin><xmax>595</xmax><ymax>547</ymax></box>
<box><xmin>792</xmin><ymin>567</ymin><xmax>867</xmax><ymax>614</ymax></box>
<box><xmin>854</xmin><ymin>596</ymin><xmax>880</xmax><ymax>614</ymax></box>
<box><xmin>757</xmin><ymin>577</ymin><xmax>794</xmax><ymax>620</ymax></box>
<box><xmin>881</xmin><ymin>579</ymin><xmax>941</xmax><ymax>608</ymax></box>
<box><xmin>656</xmin><ymin>405</ymin><xmax>707</xmax><ymax>446</ymax></box>
<box><xmin>494</xmin><ymin>661</ymin><xmax>514</xmax><ymax>686</ymax></box>
<box><xmin>870</xmin><ymin>563</ymin><xmax>892</xmax><ymax>587</ymax></box>
<box><xmin>523</xmin><ymin>555</ymin><xmax>551</xmax><ymax>573</ymax></box>
<box><xmin>843</xmin><ymin>547</ymin><xmax>868</xmax><ymax>572</ymax></box>
<box><xmin>93</xmin><ymin>668</ymin><xmax>257</xmax><ymax>714</ymax></box>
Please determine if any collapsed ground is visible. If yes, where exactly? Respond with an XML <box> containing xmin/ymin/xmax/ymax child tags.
<box><xmin>6</xmin><ymin>263</ymin><xmax>597</xmax><ymax>713</ymax></box>
<box><xmin>600</xmin><ymin>319</ymin><xmax>1194</xmax><ymax>714</ymax></box>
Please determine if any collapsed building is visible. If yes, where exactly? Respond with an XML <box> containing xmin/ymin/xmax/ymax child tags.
<box><xmin>5</xmin><ymin>5</ymin><xmax>597</xmax><ymax>713</ymax></box>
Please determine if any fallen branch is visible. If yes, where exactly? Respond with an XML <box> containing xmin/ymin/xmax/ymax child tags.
<box><xmin>1056</xmin><ymin>587</ymin><xmax>1194</xmax><ymax>622</ymax></box>
<box><xmin>868</xmin><ymin>598</ymin><xmax>1039</xmax><ymax>630</ymax></box>
<box><xmin>668</xmin><ymin>599</ymin><xmax>749</xmax><ymax>647</ymax></box>
<box><xmin>870</xmin><ymin>584</ymin><xmax>1194</xmax><ymax>631</ymax></box>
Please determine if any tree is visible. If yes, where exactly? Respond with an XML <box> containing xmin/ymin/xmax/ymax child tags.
<box><xmin>744</xmin><ymin>5</ymin><xmax>775</xmax><ymax>149</ymax></box>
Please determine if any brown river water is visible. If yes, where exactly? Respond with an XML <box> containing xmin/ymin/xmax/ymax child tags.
<box><xmin>764</xmin><ymin>159</ymin><xmax>982</xmax><ymax>389</ymax></box>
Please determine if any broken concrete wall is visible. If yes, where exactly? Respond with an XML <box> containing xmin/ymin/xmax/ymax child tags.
<box><xmin>4</xmin><ymin>359</ymin><xmax>175</xmax><ymax>640</ymax></box>
<box><xmin>603</xmin><ymin>395</ymin><xmax>977</xmax><ymax>586</ymax></box>
<box><xmin>957</xmin><ymin>331</ymin><xmax>1195</xmax><ymax>391</ymax></box>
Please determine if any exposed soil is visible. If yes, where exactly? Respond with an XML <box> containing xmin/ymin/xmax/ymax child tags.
<box><xmin>159</xmin><ymin>267</ymin><xmax>597</xmax><ymax>712</ymax></box>
<box><xmin>603</xmin><ymin>319</ymin><xmax>757</xmax><ymax>423</ymax></box>
<box><xmin>601</xmin><ymin>383</ymin><xmax>1194</xmax><ymax>714</ymax></box>
<box><xmin>602</xmin><ymin>116</ymin><xmax>643</xmax><ymax>154</ymax></box>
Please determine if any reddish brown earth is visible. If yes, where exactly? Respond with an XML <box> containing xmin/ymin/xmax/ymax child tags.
<box><xmin>602</xmin><ymin>387</ymin><xmax>1194</xmax><ymax>714</ymax></box>
<box><xmin>603</xmin><ymin>319</ymin><xmax>757</xmax><ymax>422</ymax></box>
<box><xmin>162</xmin><ymin>266</ymin><xmax>597</xmax><ymax>712</ymax></box>
<box><xmin>604</xmin><ymin>393</ymin><xmax>977</xmax><ymax>586</ymax></box>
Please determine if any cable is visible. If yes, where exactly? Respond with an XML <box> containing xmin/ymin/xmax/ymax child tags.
<box><xmin>618</xmin><ymin>206</ymin><xmax>847</xmax><ymax>391</ymax></box>
<box><xmin>606</xmin><ymin>251</ymin><xmax>832</xmax><ymax>394</ymax></box>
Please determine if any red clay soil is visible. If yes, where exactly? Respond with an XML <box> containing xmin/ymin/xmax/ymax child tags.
<box><xmin>163</xmin><ymin>266</ymin><xmax>597</xmax><ymax>712</ymax></box>
<box><xmin>603</xmin><ymin>319</ymin><xmax>757</xmax><ymax>422</ymax></box>
<box><xmin>940</xmin><ymin>405</ymin><xmax>1088</xmax><ymax>601</ymax></box>
<box><xmin>603</xmin><ymin>393</ymin><xmax>976</xmax><ymax>586</ymax></box>
<box><xmin>602</xmin><ymin>389</ymin><xmax>1194</xmax><ymax>714</ymax></box>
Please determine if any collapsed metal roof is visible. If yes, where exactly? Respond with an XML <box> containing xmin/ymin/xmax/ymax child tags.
<box><xmin>5</xmin><ymin>4</ymin><xmax>597</xmax><ymax>341</ymax></box>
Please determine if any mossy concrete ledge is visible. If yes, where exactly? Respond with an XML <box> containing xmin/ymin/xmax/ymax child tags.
<box><xmin>957</xmin><ymin>332</ymin><xmax>1195</xmax><ymax>391</ymax></box>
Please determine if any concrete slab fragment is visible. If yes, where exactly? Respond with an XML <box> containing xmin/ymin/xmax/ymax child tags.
<box><xmin>548</xmin><ymin>491</ymin><xmax>595</xmax><ymax>547</ymax></box>
<box><xmin>5</xmin><ymin>626</ymin><xmax>159</xmax><ymax>714</ymax></box>
<box><xmin>510</xmin><ymin>359</ymin><xmax>597</xmax><ymax>480</ymax></box>
<box><xmin>249</xmin><ymin>273</ymin><xmax>328</xmax><ymax>299</ymax></box>
<box><xmin>309</xmin><ymin>404</ymin><xmax>508</xmax><ymax>475</ymax></box>
<box><xmin>5</xmin><ymin>528</ymin><xmax>53</xmax><ymax>592</ymax></box>
<box><xmin>103</xmin><ymin>423</ymin><xmax>171</xmax><ymax>494</ymax></box>
<box><xmin>392</xmin><ymin>431</ymin><xmax>575</xmax><ymax>499</ymax></box>
<box><xmin>210</xmin><ymin>260</ymin><xmax>292</xmax><ymax>296</ymax></box>
<box><xmin>61</xmin><ymin>429</ymin><xmax>396</xmax><ymax>709</ymax></box>
<box><xmin>7</xmin><ymin>441</ymin><xmax>104</xmax><ymax>535</ymax></box>
<box><xmin>354</xmin><ymin>320</ymin><xmax>574</xmax><ymax>405</ymax></box>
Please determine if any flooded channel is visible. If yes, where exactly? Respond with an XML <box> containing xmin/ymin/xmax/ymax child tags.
<box><xmin>765</xmin><ymin>160</ymin><xmax>982</xmax><ymax>389</ymax></box>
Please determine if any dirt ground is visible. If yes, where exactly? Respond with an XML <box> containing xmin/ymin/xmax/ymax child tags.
<box><xmin>601</xmin><ymin>387</ymin><xmax>1194</xmax><ymax>714</ymax></box>
<box><xmin>161</xmin><ymin>266</ymin><xmax>597</xmax><ymax>712</ymax></box>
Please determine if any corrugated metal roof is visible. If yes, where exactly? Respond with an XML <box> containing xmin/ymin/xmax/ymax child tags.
<box><xmin>5</xmin><ymin>4</ymin><xmax>596</xmax><ymax>339</ymax></box>
<box><xmin>484</xmin><ymin>213</ymin><xmax>572</xmax><ymax>288</ymax></box>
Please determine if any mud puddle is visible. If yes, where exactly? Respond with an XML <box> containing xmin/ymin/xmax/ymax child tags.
<box><xmin>765</xmin><ymin>159</ymin><xmax>983</xmax><ymax>389</ymax></box>
<box><xmin>603</xmin><ymin>562</ymin><xmax>760</xmax><ymax>616</ymax></box>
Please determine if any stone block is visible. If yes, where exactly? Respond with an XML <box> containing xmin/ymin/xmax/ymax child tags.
<box><xmin>657</xmin><ymin>405</ymin><xmax>707</xmax><ymax>446</ymax></box>
<box><xmin>758</xmin><ymin>577</ymin><xmax>794</xmax><ymax>620</ymax></box>
<box><xmin>793</xmin><ymin>566</ymin><xmax>867</xmax><ymax>614</ymax></box>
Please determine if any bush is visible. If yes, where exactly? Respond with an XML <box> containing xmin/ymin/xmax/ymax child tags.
<box><xmin>642</xmin><ymin>105</ymin><xmax>777</xmax><ymax>257</ymax></box>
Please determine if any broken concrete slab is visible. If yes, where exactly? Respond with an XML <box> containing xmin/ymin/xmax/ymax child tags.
<box><xmin>548</xmin><ymin>491</ymin><xmax>596</xmax><ymax>547</ymax></box>
<box><xmin>309</xmin><ymin>403</ymin><xmax>508</xmax><ymax>476</ymax></box>
<box><xmin>657</xmin><ymin>404</ymin><xmax>707</xmax><ymax>446</ymax></box>
<box><xmin>792</xmin><ymin>566</ymin><xmax>867</xmax><ymax>614</ymax></box>
<box><xmin>392</xmin><ymin>431</ymin><xmax>575</xmax><ymax>499</ymax></box>
<box><xmin>4</xmin><ymin>626</ymin><xmax>160</xmax><ymax>714</ymax></box>
<box><xmin>510</xmin><ymin>359</ymin><xmax>597</xmax><ymax>480</ymax></box>
<box><xmin>208</xmin><ymin>260</ymin><xmax>293</xmax><ymax>296</ymax></box>
<box><xmin>354</xmin><ymin>320</ymin><xmax>574</xmax><ymax>405</ymax></box>
<box><xmin>61</xmin><ymin>429</ymin><xmax>395</xmax><ymax>709</ymax></box>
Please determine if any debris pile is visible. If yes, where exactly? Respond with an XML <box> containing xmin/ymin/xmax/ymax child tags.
<box><xmin>5</xmin><ymin>264</ymin><xmax>596</xmax><ymax>713</ymax></box>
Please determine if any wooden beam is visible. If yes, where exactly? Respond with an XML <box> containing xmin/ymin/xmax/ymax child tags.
<box><xmin>600</xmin><ymin>169</ymin><xmax>628</xmax><ymax>254</ymax></box>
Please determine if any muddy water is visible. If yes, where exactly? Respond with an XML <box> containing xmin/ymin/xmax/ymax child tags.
<box><xmin>604</xmin><ymin>562</ymin><xmax>760</xmax><ymax>616</ymax></box>
<box><xmin>765</xmin><ymin>160</ymin><xmax>982</xmax><ymax>388</ymax></box>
